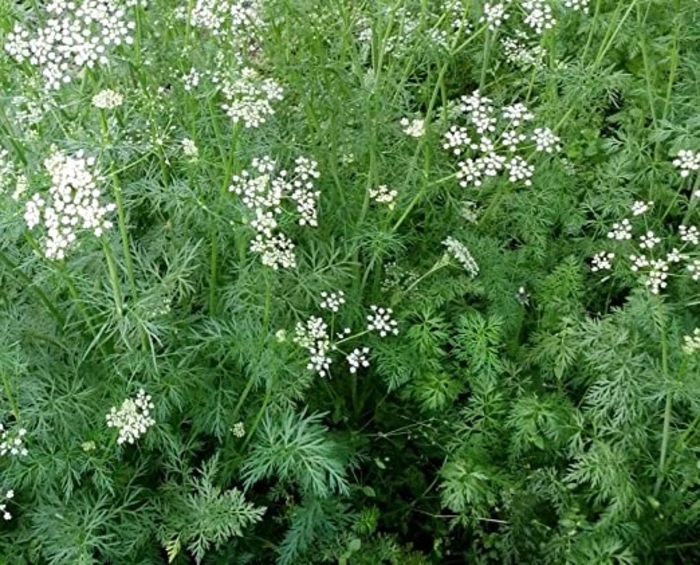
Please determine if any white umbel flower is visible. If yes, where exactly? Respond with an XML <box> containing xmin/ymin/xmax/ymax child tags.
<box><xmin>294</xmin><ymin>316</ymin><xmax>332</xmax><ymax>377</ymax></box>
<box><xmin>442</xmin><ymin>236</ymin><xmax>479</xmax><ymax>278</ymax></box>
<box><xmin>369</xmin><ymin>185</ymin><xmax>398</xmax><ymax>209</ymax></box>
<box><xmin>531</xmin><ymin>128</ymin><xmax>561</xmax><ymax>153</ymax></box>
<box><xmin>683</xmin><ymin>329</ymin><xmax>700</xmax><ymax>355</ymax></box>
<box><xmin>92</xmin><ymin>89</ymin><xmax>124</xmax><ymax>110</ymax></box>
<box><xmin>672</xmin><ymin>150</ymin><xmax>700</xmax><ymax>178</ymax></box>
<box><xmin>347</xmin><ymin>347</ymin><xmax>370</xmax><ymax>373</ymax></box>
<box><xmin>606</xmin><ymin>219</ymin><xmax>632</xmax><ymax>241</ymax></box>
<box><xmin>0</xmin><ymin>425</ymin><xmax>28</xmax><ymax>457</ymax></box>
<box><xmin>400</xmin><ymin>117</ymin><xmax>425</xmax><ymax>138</ymax></box>
<box><xmin>591</xmin><ymin>251</ymin><xmax>614</xmax><ymax>272</ymax></box>
<box><xmin>319</xmin><ymin>291</ymin><xmax>346</xmax><ymax>312</ymax></box>
<box><xmin>106</xmin><ymin>389</ymin><xmax>155</xmax><ymax>445</ymax></box>
<box><xmin>367</xmin><ymin>305</ymin><xmax>399</xmax><ymax>337</ymax></box>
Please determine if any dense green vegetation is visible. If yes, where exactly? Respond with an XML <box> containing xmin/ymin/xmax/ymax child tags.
<box><xmin>1</xmin><ymin>0</ymin><xmax>700</xmax><ymax>562</ymax></box>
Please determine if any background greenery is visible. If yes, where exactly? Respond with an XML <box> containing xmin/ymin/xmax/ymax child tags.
<box><xmin>1</xmin><ymin>0</ymin><xmax>699</xmax><ymax>563</ymax></box>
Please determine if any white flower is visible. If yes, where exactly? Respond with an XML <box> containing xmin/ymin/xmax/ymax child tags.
<box><xmin>181</xmin><ymin>138</ymin><xmax>199</xmax><ymax>159</ymax></box>
<box><xmin>501</xmin><ymin>129</ymin><xmax>527</xmax><ymax>152</ymax></box>
<box><xmin>629</xmin><ymin>254</ymin><xmax>650</xmax><ymax>272</ymax></box>
<box><xmin>443</xmin><ymin>125</ymin><xmax>472</xmax><ymax>155</ymax></box>
<box><xmin>646</xmin><ymin>260</ymin><xmax>669</xmax><ymax>294</ymax></box>
<box><xmin>532</xmin><ymin>128</ymin><xmax>561</xmax><ymax>153</ymax></box>
<box><xmin>522</xmin><ymin>0</ymin><xmax>556</xmax><ymax>35</ymax></box>
<box><xmin>683</xmin><ymin>329</ymin><xmax>700</xmax><ymax>355</ymax></box>
<box><xmin>504</xmin><ymin>156</ymin><xmax>534</xmax><ymax>185</ymax></box>
<box><xmin>688</xmin><ymin>259</ymin><xmax>700</xmax><ymax>281</ymax></box>
<box><xmin>456</xmin><ymin>158</ymin><xmax>484</xmax><ymax>187</ymax></box>
<box><xmin>563</xmin><ymin>0</ymin><xmax>589</xmax><ymax>10</ymax></box>
<box><xmin>230</xmin><ymin>155</ymin><xmax>320</xmax><ymax>269</ymax></box>
<box><xmin>367</xmin><ymin>305</ymin><xmax>399</xmax><ymax>337</ymax></box>
<box><xmin>0</xmin><ymin>425</ymin><xmax>28</xmax><ymax>458</ymax></box>
<box><xmin>639</xmin><ymin>231</ymin><xmax>660</xmax><ymax>250</ymax></box>
<box><xmin>442</xmin><ymin>236</ymin><xmax>479</xmax><ymax>277</ymax></box>
<box><xmin>250</xmin><ymin>233</ymin><xmax>297</xmax><ymax>269</ymax></box>
<box><xmin>294</xmin><ymin>316</ymin><xmax>332</xmax><ymax>377</ymax></box>
<box><xmin>460</xmin><ymin>200</ymin><xmax>479</xmax><ymax>223</ymax></box>
<box><xmin>5</xmin><ymin>1</ymin><xmax>138</xmax><ymax>90</ymax></box>
<box><xmin>672</xmin><ymin>150</ymin><xmax>700</xmax><ymax>178</ymax></box>
<box><xmin>182</xmin><ymin>67</ymin><xmax>201</xmax><ymax>91</ymax></box>
<box><xmin>347</xmin><ymin>347</ymin><xmax>370</xmax><ymax>373</ymax></box>
<box><xmin>289</xmin><ymin>156</ymin><xmax>321</xmax><ymax>227</ymax></box>
<box><xmin>24</xmin><ymin>149</ymin><xmax>115</xmax><ymax>260</ymax></box>
<box><xmin>400</xmin><ymin>117</ymin><xmax>425</xmax><ymax>138</ymax></box>
<box><xmin>369</xmin><ymin>185</ymin><xmax>398</xmax><ymax>209</ymax></box>
<box><xmin>502</xmin><ymin>36</ymin><xmax>547</xmax><ymax>68</ymax></box>
<box><xmin>231</xmin><ymin>422</ymin><xmax>245</xmax><ymax>438</ymax></box>
<box><xmin>320</xmin><ymin>291</ymin><xmax>346</xmax><ymax>312</ymax></box>
<box><xmin>591</xmin><ymin>251</ymin><xmax>614</xmax><ymax>272</ymax></box>
<box><xmin>679</xmin><ymin>225</ymin><xmax>699</xmax><ymax>245</ymax></box>
<box><xmin>480</xmin><ymin>2</ymin><xmax>509</xmax><ymax>31</ymax></box>
<box><xmin>106</xmin><ymin>389</ymin><xmax>155</xmax><ymax>445</ymax></box>
<box><xmin>666</xmin><ymin>248</ymin><xmax>687</xmax><ymax>263</ymax></box>
<box><xmin>221</xmin><ymin>68</ymin><xmax>283</xmax><ymax>129</ymax></box>
<box><xmin>607</xmin><ymin>218</ymin><xmax>632</xmax><ymax>241</ymax></box>
<box><xmin>631</xmin><ymin>200</ymin><xmax>653</xmax><ymax>216</ymax></box>
<box><xmin>92</xmin><ymin>89</ymin><xmax>123</xmax><ymax>110</ymax></box>
<box><xmin>502</xmin><ymin>103</ymin><xmax>534</xmax><ymax>127</ymax></box>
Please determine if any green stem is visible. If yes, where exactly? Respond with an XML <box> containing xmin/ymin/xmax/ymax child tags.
<box><xmin>101</xmin><ymin>237</ymin><xmax>123</xmax><ymax>318</ymax></box>
<box><xmin>654</xmin><ymin>329</ymin><xmax>682</xmax><ymax>498</ymax></box>
<box><xmin>109</xmin><ymin>165</ymin><xmax>138</xmax><ymax>301</ymax></box>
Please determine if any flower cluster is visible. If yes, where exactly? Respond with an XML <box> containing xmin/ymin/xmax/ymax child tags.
<box><xmin>563</xmin><ymin>0</ymin><xmax>589</xmax><ymax>9</ymax></box>
<box><xmin>522</xmin><ymin>0</ymin><xmax>556</xmax><ymax>34</ymax></box>
<box><xmin>443</xmin><ymin>236</ymin><xmax>479</xmax><ymax>278</ymax></box>
<box><xmin>672</xmin><ymin>150</ymin><xmax>700</xmax><ymax>181</ymax></box>
<box><xmin>174</xmin><ymin>0</ymin><xmax>265</xmax><ymax>58</ymax></box>
<box><xmin>347</xmin><ymin>347</ymin><xmax>370</xmax><ymax>373</ymax></box>
<box><xmin>594</xmin><ymin>200</ymin><xmax>700</xmax><ymax>294</ymax></box>
<box><xmin>480</xmin><ymin>2</ymin><xmax>510</xmax><ymax>31</ymax></box>
<box><xmin>229</xmin><ymin>155</ymin><xmax>320</xmax><ymax>269</ymax></box>
<box><xmin>400</xmin><ymin>117</ymin><xmax>426</xmax><ymax>138</ymax></box>
<box><xmin>220</xmin><ymin>68</ymin><xmax>284</xmax><ymax>129</ymax></box>
<box><xmin>683</xmin><ymin>329</ymin><xmax>700</xmax><ymax>355</ymax></box>
<box><xmin>0</xmin><ymin>490</ymin><xmax>14</xmax><ymax>521</ymax></box>
<box><xmin>320</xmin><ymin>291</ymin><xmax>346</xmax><ymax>312</ymax></box>
<box><xmin>293</xmin><ymin>295</ymin><xmax>398</xmax><ymax>377</ymax></box>
<box><xmin>181</xmin><ymin>137</ymin><xmax>199</xmax><ymax>160</ymax></box>
<box><xmin>444</xmin><ymin>90</ymin><xmax>559</xmax><ymax>189</ymax></box>
<box><xmin>367</xmin><ymin>305</ymin><xmax>399</xmax><ymax>337</ymax></box>
<box><xmin>294</xmin><ymin>316</ymin><xmax>333</xmax><ymax>377</ymax></box>
<box><xmin>92</xmin><ymin>89</ymin><xmax>124</xmax><ymax>110</ymax></box>
<box><xmin>369</xmin><ymin>185</ymin><xmax>398</xmax><ymax>209</ymax></box>
<box><xmin>4</xmin><ymin>0</ymin><xmax>139</xmax><ymax>90</ymax></box>
<box><xmin>231</xmin><ymin>422</ymin><xmax>246</xmax><ymax>438</ymax></box>
<box><xmin>591</xmin><ymin>251</ymin><xmax>614</xmax><ymax>272</ymax></box>
<box><xmin>0</xmin><ymin>425</ymin><xmax>28</xmax><ymax>458</ymax></box>
<box><xmin>24</xmin><ymin>149</ymin><xmax>115</xmax><ymax>260</ymax></box>
<box><xmin>106</xmin><ymin>389</ymin><xmax>155</xmax><ymax>445</ymax></box>
<box><xmin>502</xmin><ymin>33</ymin><xmax>547</xmax><ymax>68</ymax></box>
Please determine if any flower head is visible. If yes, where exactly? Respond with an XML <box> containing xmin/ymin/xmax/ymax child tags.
<box><xmin>106</xmin><ymin>389</ymin><xmax>155</xmax><ymax>445</ymax></box>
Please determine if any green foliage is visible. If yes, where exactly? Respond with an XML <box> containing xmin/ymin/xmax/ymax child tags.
<box><xmin>0</xmin><ymin>0</ymin><xmax>700</xmax><ymax>563</ymax></box>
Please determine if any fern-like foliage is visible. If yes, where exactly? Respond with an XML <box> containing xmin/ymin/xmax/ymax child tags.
<box><xmin>158</xmin><ymin>455</ymin><xmax>266</xmax><ymax>563</ymax></box>
<box><xmin>242</xmin><ymin>408</ymin><xmax>349</xmax><ymax>498</ymax></box>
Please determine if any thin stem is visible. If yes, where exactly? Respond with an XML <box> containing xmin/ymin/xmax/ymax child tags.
<box><xmin>109</xmin><ymin>165</ymin><xmax>138</xmax><ymax>301</ymax></box>
<box><xmin>101</xmin><ymin>237</ymin><xmax>123</xmax><ymax>318</ymax></box>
